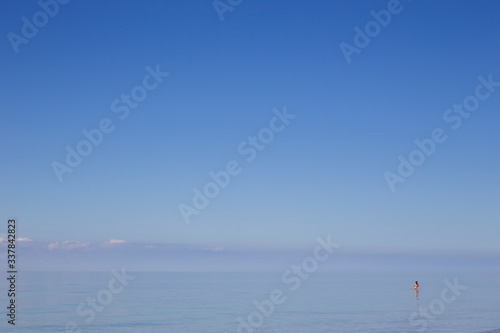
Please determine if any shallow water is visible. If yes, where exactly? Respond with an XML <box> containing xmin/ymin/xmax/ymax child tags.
<box><xmin>1</xmin><ymin>271</ymin><xmax>499</xmax><ymax>332</ymax></box>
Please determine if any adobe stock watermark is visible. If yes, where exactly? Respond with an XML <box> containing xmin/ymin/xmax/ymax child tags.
<box><xmin>339</xmin><ymin>0</ymin><xmax>407</xmax><ymax>64</ymax></box>
<box><xmin>7</xmin><ymin>0</ymin><xmax>71</xmax><ymax>54</ymax></box>
<box><xmin>51</xmin><ymin>64</ymin><xmax>169</xmax><ymax>182</ymax></box>
<box><xmin>213</xmin><ymin>0</ymin><xmax>242</xmax><ymax>22</ymax></box>
<box><xmin>236</xmin><ymin>235</ymin><xmax>339</xmax><ymax>333</ymax></box>
<box><xmin>385</xmin><ymin>74</ymin><xmax>499</xmax><ymax>192</ymax></box>
<box><xmin>65</xmin><ymin>267</ymin><xmax>135</xmax><ymax>333</ymax></box>
<box><xmin>178</xmin><ymin>106</ymin><xmax>296</xmax><ymax>224</ymax></box>
<box><xmin>406</xmin><ymin>277</ymin><xmax>467</xmax><ymax>332</ymax></box>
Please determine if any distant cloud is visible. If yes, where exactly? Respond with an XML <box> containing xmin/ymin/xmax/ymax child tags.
<box><xmin>212</xmin><ymin>246</ymin><xmax>224</xmax><ymax>252</ymax></box>
<box><xmin>48</xmin><ymin>241</ymin><xmax>90</xmax><ymax>250</ymax></box>
<box><xmin>105</xmin><ymin>239</ymin><xmax>126</xmax><ymax>246</ymax></box>
<box><xmin>47</xmin><ymin>242</ymin><xmax>58</xmax><ymax>250</ymax></box>
<box><xmin>0</xmin><ymin>237</ymin><xmax>32</xmax><ymax>243</ymax></box>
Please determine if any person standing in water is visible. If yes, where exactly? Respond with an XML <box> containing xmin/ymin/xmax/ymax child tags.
<box><xmin>413</xmin><ymin>281</ymin><xmax>420</xmax><ymax>309</ymax></box>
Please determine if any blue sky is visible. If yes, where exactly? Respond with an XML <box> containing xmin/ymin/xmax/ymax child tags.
<box><xmin>1</xmin><ymin>0</ymin><xmax>499</xmax><ymax>267</ymax></box>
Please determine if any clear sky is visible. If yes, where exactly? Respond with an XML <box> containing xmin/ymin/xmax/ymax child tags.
<box><xmin>1</xmin><ymin>0</ymin><xmax>499</xmax><ymax>267</ymax></box>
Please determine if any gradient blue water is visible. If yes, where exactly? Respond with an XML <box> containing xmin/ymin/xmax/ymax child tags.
<box><xmin>1</xmin><ymin>271</ymin><xmax>499</xmax><ymax>332</ymax></box>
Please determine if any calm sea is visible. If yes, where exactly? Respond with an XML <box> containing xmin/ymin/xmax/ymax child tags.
<box><xmin>1</xmin><ymin>270</ymin><xmax>499</xmax><ymax>333</ymax></box>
